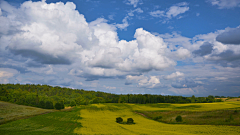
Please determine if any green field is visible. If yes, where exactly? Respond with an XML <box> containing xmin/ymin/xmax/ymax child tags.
<box><xmin>0</xmin><ymin>101</ymin><xmax>54</xmax><ymax>125</ymax></box>
<box><xmin>1</xmin><ymin>101</ymin><xmax>240</xmax><ymax>134</ymax></box>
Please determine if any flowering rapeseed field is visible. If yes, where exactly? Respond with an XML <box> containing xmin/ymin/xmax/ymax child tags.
<box><xmin>74</xmin><ymin>103</ymin><xmax>240</xmax><ymax>135</ymax></box>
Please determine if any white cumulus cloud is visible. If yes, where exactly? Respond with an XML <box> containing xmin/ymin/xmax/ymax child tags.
<box><xmin>164</xmin><ymin>71</ymin><xmax>184</xmax><ymax>80</ymax></box>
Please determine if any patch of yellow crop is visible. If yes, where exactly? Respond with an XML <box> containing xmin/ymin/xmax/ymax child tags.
<box><xmin>128</xmin><ymin>102</ymin><xmax>240</xmax><ymax>112</ymax></box>
<box><xmin>91</xmin><ymin>104</ymin><xmax>106</xmax><ymax>108</ymax></box>
<box><xmin>74</xmin><ymin>104</ymin><xmax>240</xmax><ymax>135</ymax></box>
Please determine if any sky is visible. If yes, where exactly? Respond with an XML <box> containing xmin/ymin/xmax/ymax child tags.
<box><xmin>0</xmin><ymin>0</ymin><xmax>240</xmax><ymax>97</ymax></box>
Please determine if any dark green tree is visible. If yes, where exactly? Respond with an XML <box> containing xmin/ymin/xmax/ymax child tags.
<box><xmin>176</xmin><ymin>115</ymin><xmax>182</xmax><ymax>122</ymax></box>
<box><xmin>127</xmin><ymin>118</ymin><xmax>134</xmax><ymax>124</ymax></box>
<box><xmin>70</xmin><ymin>100</ymin><xmax>76</xmax><ymax>107</ymax></box>
<box><xmin>45</xmin><ymin>101</ymin><xmax>54</xmax><ymax>109</ymax></box>
<box><xmin>116</xmin><ymin>117</ymin><xmax>123</xmax><ymax>123</ymax></box>
<box><xmin>55</xmin><ymin>102</ymin><xmax>62</xmax><ymax>110</ymax></box>
<box><xmin>39</xmin><ymin>100</ymin><xmax>45</xmax><ymax>108</ymax></box>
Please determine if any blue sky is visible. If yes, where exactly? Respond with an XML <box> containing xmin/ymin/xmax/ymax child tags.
<box><xmin>1</xmin><ymin>0</ymin><xmax>240</xmax><ymax>96</ymax></box>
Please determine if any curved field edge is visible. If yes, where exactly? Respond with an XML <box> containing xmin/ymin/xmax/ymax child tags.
<box><xmin>74</xmin><ymin>103</ymin><xmax>240</xmax><ymax>135</ymax></box>
<box><xmin>132</xmin><ymin>102</ymin><xmax>240</xmax><ymax>126</ymax></box>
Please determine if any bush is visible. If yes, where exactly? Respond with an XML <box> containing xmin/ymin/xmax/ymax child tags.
<box><xmin>116</xmin><ymin>117</ymin><xmax>123</xmax><ymax>123</ymax></box>
<box><xmin>70</xmin><ymin>100</ymin><xmax>76</xmax><ymax>107</ymax></box>
<box><xmin>176</xmin><ymin>115</ymin><xmax>182</xmax><ymax>122</ymax></box>
<box><xmin>45</xmin><ymin>101</ymin><xmax>54</xmax><ymax>109</ymax></box>
<box><xmin>39</xmin><ymin>101</ymin><xmax>45</xmax><ymax>108</ymax></box>
<box><xmin>55</xmin><ymin>102</ymin><xmax>62</xmax><ymax>110</ymax></box>
<box><xmin>127</xmin><ymin>118</ymin><xmax>134</xmax><ymax>124</ymax></box>
<box><xmin>234</xmin><ymin>110</ymin><xmax>238</xmax><ymax>114</ymax></box>
<box><xmin>216</xmin><ymin>99</ymin><xmax>222</xmax><ymax>102</ymax></box>
<box><xmin>153</xmin><ymin>116</ymin><xmax>162</xmax><ymax>120</ymax></box>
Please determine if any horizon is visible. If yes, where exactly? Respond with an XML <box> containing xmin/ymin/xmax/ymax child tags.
<box><xmin>0</xmin><ymin>0</ymin><xmax>240</xmax><ymax>97</ymax></box>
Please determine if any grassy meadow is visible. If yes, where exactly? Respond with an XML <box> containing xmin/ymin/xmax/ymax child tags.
<box><xmin>1</xmin><ymin>101</ymin><xmax>240</xmax><ymax>134</ymax></box>
<box><xmin>0</xmin><ymin>101</ymin><xmax>54</xmax><ymax>125</ymax></box>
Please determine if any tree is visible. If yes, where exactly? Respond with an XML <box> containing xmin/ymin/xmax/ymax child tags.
<box><xmin>45</xmin><ymin>101</ymin><xmax>54</xmax><ymax>109</ymax></box>
<box><xmin>176</xmin><ymin>115</ymin><xmax>182</xmax><ymax>122</ymax></box>
<box><xmin>116</xmin><ymin>117</ymin><xmax>123</xmax><ymax>123</ymax></box>
<box><xmin>191</xmin><ymin>95</ymin><xmax>196</xmax><ymax>103</ymax></box>
<box><xmin>70</xmin><ymin>100</ymin><xmax>76</xmax><ymax>107</ymax></box>
<box><xmin>92</xmin><ymin>97</ymin><xmax>105</xmax><ymax>103</ymax></box>
<box><xmin>39</xmin><ymin>100</ymin><xmax>45</xmax><ymax>108</ymax></box>
<box><xmin>127</xmin><ymin>118</ymin><xmax>134</xmax><ymax>124</ymax></box>
<box><xmin>55</xmin><ymin>102</ymin><xmax>62</xmax><ymax>110</ymax></box>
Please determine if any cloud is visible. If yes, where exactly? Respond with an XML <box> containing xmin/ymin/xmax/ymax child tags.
<box><xmin>149</xmin><ymin>2</ymin><xmax>189</xmax><ymax>21</ymax></box>
<box><xmin>149</xmin><ymin>10</ymin><xmax>165</xmax><ymax>18</ymax></box>
<box><xmin>9</xmin><ymin>49</ymin><xmax>72</xmax><ymax>65</ymax></box>
<box><xmin>208</xmin><ymin>0</ymin><xmax>240</xmax><ymax>9</ymax></box>
<box><xmin>216</xmin><ymin>27</ymin><xmax>240</xmax><ymax>45</ymax></box>
<box><xmin>126</xmin><ymin>75</ymin><xmax>160</xmax><ymax>88</ymax></box>
<box><xmin>128</xmin><ymin>8</ymin><xmax>143</xmax><ymax>16</ymax></box>
<box><xmin>193</xmin><ymin>42</ymin><xmax>213</xmax><ymax>56</ymax></box>
<box><xmin>166</xmin><ymin>3</ymin><xmax>189</xmax><ymax>19</ymax></box>
<box><xmin>103</xmin><ymin>85</ymin><xmax>116</xmax><ymax>90</ymax></box>
<box><xmin>115</xmin><ymin>16</ymin><xmax>129</xmax><ymax>30</ymax></box>
<box><xmin>0</xmin><ymin>64</ymin><xmax>29</xmax><ymax>73</ymax></box>
<box><xmin>116</xmin><ymin>8</ymin><xmax>143</xmax><ymax>30</ymax></box>
<box><xmin>125</xmin><ymin>0</ymin><xmax>141</xmax><ymax>8</ymax></box>
<box><xmin>206</xmin><ymin>50</ymin><xmax>240</xmax><ymax>67</ymax></box>
<box><xmin>0</xmin><ymin>69</ymin><xmax>14</xmax><ymax>78</ymax></box>
<box><xmin>0</xmin><ymin>0</ymin><xmax>183</xmax><ymax>83</ymax></box>
<box><xmin>164</xmin><ymin>71</ymin><xmax>184</xmax><ymax>80</ymax></box>
<box><xmin>171</xmin><ymin>78</ymin><xmax>200</xmax><ymax>88</ymax></box>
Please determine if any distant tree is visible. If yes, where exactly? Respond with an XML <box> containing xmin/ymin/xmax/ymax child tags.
<box><xmin>206</xmin><ymin>95</ymin><xmax>215</xmax><ymax>103</ymax></box>
<box><xmin>127</xmin><ymin>118</ymin><xmax>134</xmax><ymax>124</ymax></box>
<box><xmin>92</xmin><ymin>97</ymin><xmax>105</xmax><ymax>103</ymax></box>
<box><xmin>191</xmin><ymin>95</ymin><xmax>196</xmax><ymax>103</ymax></box>
<box><xmin>116</xmin><ymin>117</ymin><xmax>123</xmax><ymax>123</ymax></box>
<box><xmin>45</xmin><ymin>101</ymin><xmax>54</xmax><ymax>109</ymax></box>
<box><xmin>55</xmin><ymin>102</ymin><xmax>62</xmax><ymax>110</ymax></box>
<box><xmin>176</xmin><ymin>115</ymin><xmax>182</xmax><ymax>122</ymax></box>
<box><xmin>70</xmin><ymin>100</ymin><xmax>76</xmax><ymax>107</ymax></box>
<box><xmin>60</xmin><ymin>100</ymin><xmax>64</xmax><ymax>109</ymax></box>
<box><xmin>39</xmin><ymin>101</ymin><xmax>45</xmax><ymax>108</ymax></box>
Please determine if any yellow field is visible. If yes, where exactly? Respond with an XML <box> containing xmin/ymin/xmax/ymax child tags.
<box><xmin>74</xmin><ymin>103</ymin><xmax>240</xmax><ymax>135</ymax></box>
<box><xmin>127</xmin><ymin>102</ymin><xmax>240</xmax><ymax>111</ymax></box>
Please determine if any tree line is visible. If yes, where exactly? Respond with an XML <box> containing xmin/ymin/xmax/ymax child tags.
<box><xmin>0</xmin><ymin>84</ymin><xmax>223</xmax><ymax>110</ymax></box>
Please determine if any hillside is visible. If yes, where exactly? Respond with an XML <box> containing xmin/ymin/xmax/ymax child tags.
<box><xmin>0</xmin><ymin>101</ymin><xmax>53</xmax><ymax>125</ymax></box>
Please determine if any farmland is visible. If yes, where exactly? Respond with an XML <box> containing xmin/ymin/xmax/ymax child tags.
<box><xmin>1</xmin><ymin>101</ymin><xmax>240</xmax><ymax>135</ymax></box>
<box><xmin>0</xmin><ymin>101</ymin><xmax>54</xmax><ymax>125</ymax></box>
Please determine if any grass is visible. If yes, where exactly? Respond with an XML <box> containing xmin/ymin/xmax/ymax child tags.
<box><xmin>0</xmin><ymin>102</ymin><xmax>240</xmax><ymax>134</ymax></box>
<box><xmin>137</xmin><ymin>109</ymin><xmax>240</xmax><ymax>125</ymax></box>
<box><xmin>0</xmin><ymin>106</ymin><xmax>82</xmax><ymax>135</ymax></box>
<box><xmin>0</xmin><ymin>101</ymin><xmax>54</xmax><ymax>125</ymax></box>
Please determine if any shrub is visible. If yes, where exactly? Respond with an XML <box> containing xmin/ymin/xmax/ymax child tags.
<box><xmin>176</xmin><ymin>115</ymin><xmax>182</xmax><ymax>122</ymax></box>
<box><xmin>39</xmin><ymin>101</ymin><xmax>45</xmax><ymax>108</ymax></box>
<box><xmin>234</xmin><ymin>110</ymin><xmax>238</xmax><ymax>114</ymax></box>
<box><xmin>70</xmin><ymin>100</ymin><xmax>76</xmax><ymax>107</ymax></box>
<box><xmin>127</xmin><ymin>118</ymin><xmax>134</xmax><ymax>124</ymax></box>
<box><xmin>153</xmin><ymin>116</ymin><xmax>162</xmax><ymax>120</ymax></box>
<box><xmin>116</xmin><ymin>117</ymin><xmax>123</xmax><ymax>123</ymax></box>
<box><xmin>55</xmin><ymin>102</ymin><xmax>62</xmax><ymax>110</ymax></box>
<box><xmin>216</xmin><ymin>99</ymin><xmax>222</xmax><ymax>102</ymax></box>
<box><xmin>45</xmin><ymin>101</ymin><xmax>54</xmax><ymax>109</ymax></box>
